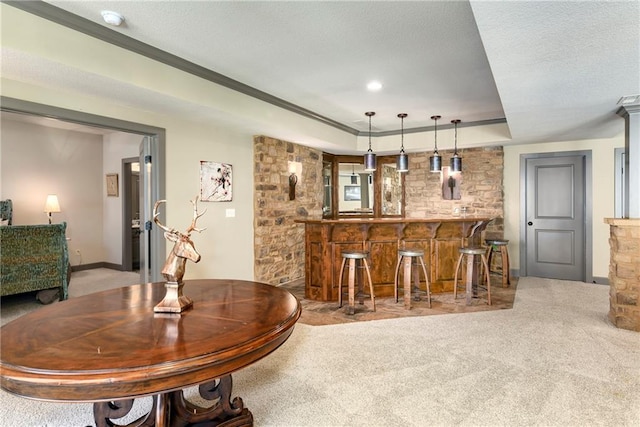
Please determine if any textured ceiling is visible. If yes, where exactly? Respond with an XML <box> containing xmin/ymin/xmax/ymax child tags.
<box><xmin>3</xmin><ymin>1</ymin><xmax>639</xmax><ymax>149</ymax></box>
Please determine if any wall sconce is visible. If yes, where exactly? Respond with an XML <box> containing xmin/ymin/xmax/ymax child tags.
<box><xmin>44</xmin><ymin>194</ymin><xmax>61</xmax><ymax>224</ymax></box>
<box><xmin>288</xmin><ymin>162</ymin><xmax>300</xmax><ymax>201</ymax></box>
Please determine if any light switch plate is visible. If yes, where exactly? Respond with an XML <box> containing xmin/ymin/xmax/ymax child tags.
<box><xmin>225</xmin><ymin>208</ymin><xmax>236</xmax><ymax>218</ymax></box>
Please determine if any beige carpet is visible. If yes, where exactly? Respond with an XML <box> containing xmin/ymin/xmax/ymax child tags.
<box><xmin>1</xmin><ymin>271</ymin><xmax>639</xmax><ymax>426</ymax></box>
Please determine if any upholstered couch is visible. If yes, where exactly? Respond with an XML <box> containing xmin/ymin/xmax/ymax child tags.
<box><xmin>0</xmin><ymin>222</ymin><xmax>69</xmax><ymax>301</ymax></box>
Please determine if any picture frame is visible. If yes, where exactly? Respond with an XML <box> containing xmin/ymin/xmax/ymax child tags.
<box><xmin>344</xmin><ymin>185</ymin><xmax>361</xmax><ymax>201</ymax></box>
<box><xmin>106</xmin><ymin>173</ymin><xmax>119</xmax><ymax>197</ymax></box>
<box><xmin>200</xmin><ymin>161</ymin><xmax>233</xmax><ymax>202</ymax></box>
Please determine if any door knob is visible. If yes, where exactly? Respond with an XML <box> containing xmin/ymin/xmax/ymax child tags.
<box><xmin>527</xmin><ymin>221</ymin><xmax>533</xmax><ymax>226</ymax></box>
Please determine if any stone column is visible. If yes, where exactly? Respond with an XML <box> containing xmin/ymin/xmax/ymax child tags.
<box><xmin>605</xmin><ymin>218</ymin><xmax>640</xmax><ymax>332</ymax></box>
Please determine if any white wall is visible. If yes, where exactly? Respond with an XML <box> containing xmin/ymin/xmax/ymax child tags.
<box><xmin>0</xmin><ymin>119</ymin><xmax>104</xmax><ymax>266</ymax></box>
<box><xmin>102</xmin><ymin>133</ymin><xmax>144</xmax><ymax>264</ymax></box>
<box><xmin>504</xmin><ymin>135</ymin><xmax>624</xmax><ymax>280</ymax></box>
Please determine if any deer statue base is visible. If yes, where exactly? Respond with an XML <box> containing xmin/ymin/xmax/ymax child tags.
<box><xmin>154</xmin><ymin>281</ymin><xmax>194</xmax><ymax>313</ymax></box>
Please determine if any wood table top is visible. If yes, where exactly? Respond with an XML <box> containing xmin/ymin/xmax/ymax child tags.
<box><xmin>0</xmin><ymin>279</ymin><xmax>301</xmax><ymax>402</ymax></box>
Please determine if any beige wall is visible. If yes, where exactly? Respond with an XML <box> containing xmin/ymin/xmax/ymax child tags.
<box><xmin>102</xmin><ymin>132</ymin><xmax>144</xmax><ymax>265</ymax></box>
<box><xmin>0</xmin><ymin>119</ymin><xmax>104</xmax><ymax>266</ymax></box>
<box><xmin>504</xmin><ymin>136</ymin><xmax>624</xmax><ymax>280</ymax></box>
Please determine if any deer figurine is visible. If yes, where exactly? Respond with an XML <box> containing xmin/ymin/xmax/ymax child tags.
<box><xmin>152</xmin><ymin>196</ymin><xmax>206</xmax><ymax>313</ymax></box>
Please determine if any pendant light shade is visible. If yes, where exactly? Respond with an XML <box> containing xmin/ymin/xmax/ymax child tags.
<box><xmin>429</xmin><ymin>115</ymin><xmax>442</xmax><ymax>173</ymax></box>
<box><xmin>450</xmin><ymin>119</ymin><xmax>462</xmax><ymax>172</ymax></box>
<box><xmin>396</xmin><ymin>113</ymin><xmax>408</xmax><ymax>173</ymax></box>
<box><xmin>364</xmin><ymin>111</ymin><xmax>377</xmax><ymax>172</ymax></box>
<box><xmin>350</xmin><ymin>164</ymin><xmax>358</xmax><ymax>184</ymax></box>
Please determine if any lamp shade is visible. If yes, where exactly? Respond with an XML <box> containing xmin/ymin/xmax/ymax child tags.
<box><xmin>364</xmin><ymin>151</ymin><xmax>376</xmax><ymax>172</ymax></box>
<box><xmin>450</xmin><ymin>154</ymin><xmax>462</xmax><ymax>172</ymax></box>
<box><xmin>397</xmin><ymin>152</ymin><xmax>409</xmax><ymax>173</ymax></box>
<box><xmin>397</xmin><ymin>113</ymin><xmax>409</xmax><ymax>173</ymax></box>
<box><xmin>364</xmin><ymin>111</ymin><xmax>377</xmax><ymax>171</ymax></box>
<box><xmin>429</xmin><ymin>115</ymin><xmax>442</xmax><ymax>173</ymax></box>
<box><xmin>429</xmin><ymin>154</ymin><xmax>442</xmax><ymax>172</ymax></box>
<box><xmin>44</xmin><ymin>194</ymin><xmax>60</xmax><ymax>213</ymax></box>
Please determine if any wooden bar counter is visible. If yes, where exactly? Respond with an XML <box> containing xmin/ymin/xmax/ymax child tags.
<box><xmin>296</xmin><ymin>218</ymin><xmax>493</xmax><ymax>301</ymax></box>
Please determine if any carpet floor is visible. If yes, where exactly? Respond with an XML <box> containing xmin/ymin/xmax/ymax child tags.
<box><xmin>1</xmin><ymin>270</ymin><xmax>639</xmax><ymax>426</ymax></box>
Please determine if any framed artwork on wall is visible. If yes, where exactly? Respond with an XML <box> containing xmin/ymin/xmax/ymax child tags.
<box><xmin>200</xmin><ymin>161</ymin><xmax>233</xmax><ymax>202</ymax></box>
<box><xmin>344</xmin><ymin>185</ymin><xmax>361</xmax><ymax>201</ymax></box>
<box><xmin>106</xmin><ymin>173</ymin><xmax>119</xmax><ymax>197</ymax></box>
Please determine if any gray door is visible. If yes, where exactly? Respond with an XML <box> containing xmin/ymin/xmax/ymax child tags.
<box><xmin>525</xmin><ymin>155</ymin><xmax>585</xmax><ymax>281</ymax></box>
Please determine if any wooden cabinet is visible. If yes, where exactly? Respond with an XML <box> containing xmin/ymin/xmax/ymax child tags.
<box><xmin>297</xmin><ymin>218</ymin><xmax>493</xmax><ymax>301</ymax></box>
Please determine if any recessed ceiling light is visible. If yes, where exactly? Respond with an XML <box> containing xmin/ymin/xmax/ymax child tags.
<box><xmin>367</xmin><ymin>81</ymin><xmax>382</xmax><ymax>92</ymax></box>
<box><xmin>101</xmin><ymin>10</ymin><xmax>125</xmax><ymax>26</ymax></box>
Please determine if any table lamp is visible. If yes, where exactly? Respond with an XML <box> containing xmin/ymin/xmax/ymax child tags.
<box><xmin>44</xmin><ymin>194</ymin><xmax>60</xmax><ymax>224</ymax></box>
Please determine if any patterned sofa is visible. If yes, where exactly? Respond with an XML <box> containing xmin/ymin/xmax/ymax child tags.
<box><xmin>0</xmin><ymin>222</ymin><xmax>69</xmax><ymax>301</ymax></box>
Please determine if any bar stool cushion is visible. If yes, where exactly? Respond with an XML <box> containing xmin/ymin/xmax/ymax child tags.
<box><xmin>486</xmin><ymin>239</ymin><xmax>509</xmax><ymax>246</ymax></box>
<box><xmin>341</xmin><ymin>250</ymin><xmax>369</xmax><ymax>259</ymax></box>
<box><xmin>459</xmin><ymin>247</ymin><xmax>486</xmax><ymax>255</ymax></box>
<box><xmin>398</xmin><ymin>249</ymin><xmax>425</xmax><ymax>257</ymax></box>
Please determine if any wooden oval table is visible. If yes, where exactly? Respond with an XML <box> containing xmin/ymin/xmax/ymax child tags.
<box><xmin>0</xmin><ymin>279</ymin><xmax>301</xmax><ymax>427</ymax></box>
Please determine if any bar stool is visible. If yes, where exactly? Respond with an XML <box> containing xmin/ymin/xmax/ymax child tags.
<box><xmin>485</xmin><ymin>239</ymin><xmax>511</xmax><ymax>288</ymax></box>
<box><xmin>453</xmin><ymin>247</ymin><xmax>492</xmax><ymax>305</ymax></box>
<box><xmin>394</xmin><ymin>249</ymin><xmax>431</xmax><ymax>310</ymax></box>
<box><xmin>338</xmin><ymin>250</ymin><xmax>375</xmax><ymax>315</ymax></box>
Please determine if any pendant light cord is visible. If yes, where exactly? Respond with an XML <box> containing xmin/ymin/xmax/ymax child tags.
<box><xmin>400</xmin><ymin>114</ymin><xmax>405</xmax><ymax>153</ymax></box>
<box><xmin>368</xmin><ymin>114</ymin><xmax>373</xmax><ymax>152</ymax></box>
<box><xmin>453</xmin><ymin>121</ymin><xmax>458</xmax><ymax>155</ymax></box>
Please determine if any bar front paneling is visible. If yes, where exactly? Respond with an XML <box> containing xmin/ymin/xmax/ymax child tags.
<box><xmin>297</xmin><ymin>218</ymin><xmax>493</xmax><ymax>302</ymax></box>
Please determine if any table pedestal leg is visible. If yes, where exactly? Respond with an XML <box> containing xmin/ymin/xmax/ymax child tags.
<box><xmin>93</xmin><ymin>374</ymin><xmax>253</xmax><ymax>427</ymax></box>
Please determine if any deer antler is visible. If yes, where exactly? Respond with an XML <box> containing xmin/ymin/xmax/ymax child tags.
<box><xmin>153</xmin><ymin>200</ymin><xmax>176</xmax><ymax>234</ymax></box>
<box><xmin>185</xmin><ymin>196</ymin><xmax>207</xmax><ymax>235</ymax></box>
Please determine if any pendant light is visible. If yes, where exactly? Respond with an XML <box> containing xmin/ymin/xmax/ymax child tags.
<box><xmin>350</xmin><ymin>164</ymin><xmax>358</xmax><ymax>184</ymax></box>
<box><xmin>450</xmin><ymin>119</ymin><xmax>462</xmax><ymax>172</ymax></box>
<box><xmin>364</xmin><ymin>111</ymin><xmax>377</xmax><ymax>172</ymax></box>
<box><xmin>429</xmin><ymin>115</ymin><xmax>442</xmax><ymax>172</ymax></box>
<box><xmin>396</xmin><ymin>113</ymin><xmax>408</xmax><ymax>173</ymax></box>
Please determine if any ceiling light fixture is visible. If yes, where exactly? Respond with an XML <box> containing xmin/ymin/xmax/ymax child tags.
<box><xmin>364</xmin><ymin>111</ymin><xmax>377</xmax><ymax>172</ymax></box>
<box><xmin>396</xmin><ymin>113</ymin><xmax>409</xmax><ymax>173</ymax></box>
<box><xmin>450</xmin><ymin>119</ymin><xmax>462</xmax><ymax>173</ymax></box>
<box><xmin>429</xmin><ymin>115</ymin><xmax>442</xmax><ymax>173</ymax></box>
<box><xmin>101</xmin><ymin>10</ymin><xmax>124</xmax><ymax>26</ymax></box>
<box><xmin>367</xmin><ymin>81</ymin><xmax>382</xmax><ymax>91</ymax></box>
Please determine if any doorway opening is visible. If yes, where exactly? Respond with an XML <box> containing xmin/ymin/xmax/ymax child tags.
<box><xmin>1</xmin><ymin>96</ymin><xmax>166</xmax><ymax>283</ymax></box>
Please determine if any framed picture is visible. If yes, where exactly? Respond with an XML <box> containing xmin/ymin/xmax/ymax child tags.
<box><xmin>106</xmin><ymin>173</ymin><xmax>119</xmax><ymax>197</ymax></box>
<box><xmin>200</xmin><ymin>161</ymin><xmax>233</xmax><ymax>202</ymax></box>
<box><xmin>344</xmin><ymin>185</ymin><xmax>361</xmax><ymax>201</ymax></box>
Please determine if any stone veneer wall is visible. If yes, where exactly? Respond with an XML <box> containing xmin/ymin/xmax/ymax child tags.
<box><xmin>253</xmin><ymin>140</ymin><xmax>505</xmax><ymax>285</ymax></box>
<box><xmin>405</xmin><ymin>146</ymin><xmax>505</xmax><ymax>236</ymax></box>
<box><xmin>253</xmin><ymin>136</ymin><xmax>323</xmax><ymax>285</ymax></box>
<box><xmin>605</xmin><ymin>218</ymin><xmax>640</xmax><ymax>332</ymax></box>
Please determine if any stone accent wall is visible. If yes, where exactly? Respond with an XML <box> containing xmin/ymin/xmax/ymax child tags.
<box><xmin>253</xmin><ymin>140</ymin><xmax>505</xmax><ymax>285</ymax></box>
<box><xmin>606</xmin><ymin>218</ymin><xmax>640</xmax><ymax>332</ymax></box>
<box><xmin>405</xmin><ymin>146</ymin><xmax>504</xmax><ymax>237</ymax></box>
<box><xmin>253</xmin><ymin>136</ymin><xmax>323</xmax><ymax>285</ymax></box>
